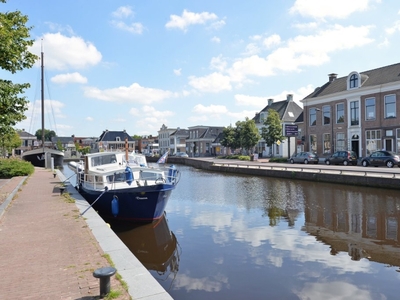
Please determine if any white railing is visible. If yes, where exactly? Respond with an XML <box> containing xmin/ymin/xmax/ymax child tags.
<box><xmin>211</xmin><ymin>162</ymin><xmax>400</xmax><ymax>179</ymax></box>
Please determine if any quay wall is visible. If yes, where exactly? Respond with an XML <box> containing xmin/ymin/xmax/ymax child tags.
<box><xmin>160</xmin><ymin>157</ymin><xmax>400</xmax><ymax>190</ymax></box>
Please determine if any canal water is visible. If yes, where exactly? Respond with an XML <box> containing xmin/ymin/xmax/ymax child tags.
<box><xmin>63</xmin><ymin>163</ymin><xmax>400</xmax><ymax>300</ymax></box>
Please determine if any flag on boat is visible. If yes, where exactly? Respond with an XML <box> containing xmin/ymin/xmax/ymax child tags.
<box><xmin>157</xmin><ymin>152</ymin><xmax>168</xmax><ymax>164</ymax></box>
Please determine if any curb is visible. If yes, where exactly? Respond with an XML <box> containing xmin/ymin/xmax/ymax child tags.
<box><xmin>0</xmin><ymin>176</ymin><xmax>28</xmax><ymax>221</ymax></box>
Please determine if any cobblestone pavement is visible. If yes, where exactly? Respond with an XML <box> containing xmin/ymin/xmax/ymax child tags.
<box><xmin>0</xmin><ymin>168</ymin><xmax>131</xmax><ymax>300</ymax></box>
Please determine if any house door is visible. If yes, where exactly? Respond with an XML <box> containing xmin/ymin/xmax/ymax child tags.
<box><xmin>351</xmin><ymin>134</ymin><xmax>360</xmax><ymax>157</ymax></box>
<box><xmin>385</xmin><ymin>139</ymin><xmax>393</xmax><ymax>151</ymax></box>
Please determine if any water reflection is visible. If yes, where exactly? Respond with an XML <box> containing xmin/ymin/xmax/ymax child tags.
<box><xmin>110</xmin><ymin>213</ymin><xmax>180</xmax><ymax>284</ymax></box>
<box><xmin>303</xmin><ymin>184</ymin><xmax>400</xmax><ymax>266</ymax></box>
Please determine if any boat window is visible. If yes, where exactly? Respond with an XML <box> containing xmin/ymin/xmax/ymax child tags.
<box><xmin>140</xmin><ymin>171</ymin><xmax>162</xmax><ymax>181</ymax></box>
<box><xmin>107</xmin><ymin>172</ymin><xmax>129</xmax><ymax>183</ymax></box>
<box><xmin>91</xmin><ymin>154</ymin><xmax>117</xmax><ymax>166</ymax></box>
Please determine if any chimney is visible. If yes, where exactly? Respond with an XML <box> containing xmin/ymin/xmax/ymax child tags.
<box><xmin>328</xmin><ymin>73</ymin><xmax>337</xmax><ymax>82</ymax></box>
<box><xmin>286</xmin><ymin>94</ymin><xmax>293</xmax><ymax>102</ymax></box>
<box><xmin>268</xmin><ymin>99</ymin><xmax>273</xmax><ymax>106</ymax></box>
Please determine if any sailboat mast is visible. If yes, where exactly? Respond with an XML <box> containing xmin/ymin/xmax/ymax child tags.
<box><xmin>41</xmin><ymin>50</ymin><xmax>45</xmax><ymax>151</ymax></box>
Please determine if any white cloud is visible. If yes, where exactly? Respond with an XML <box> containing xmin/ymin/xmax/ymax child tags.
<box><xmin>174</xmin><ymin>68</ymin><xmax>182</xmax><ymax>76</ymax></box>
<box><xmin>110</xmin><ymin>21</ymin><xmax>144</xmax><ymax>34</ymax></box>
<box><xmin>211</xmin><ymin>36</ymin><xmax>221</xmax><ymax>43</ymax></box>
<box><xmin>86</xmin><ymin>117</ymin><xmax>94</xmax><ymax>121</ymax></box>
<box><xmin>110</xmin><ymin>6</ymin><xmax>144</xmax><ymax>34</ymax></box>
<box><xmin>192</xmin><ymin>104</ymin><xmax>228</xmax><ymax>114</ymax></box>
<box><xmin>295</xmin><ymin>281</ymin><xmax>376</xmax><ymax>300</ymax></box>
<box><xmin>112</xmin><ymin>6</ymin><xmax>133</xmax><ymax>18</ymax></box>
<box><xmin>83</xmin><ymin>83</ymin><xmax>174</xmax><ymax>103</ymax></box>
<box><xmin>263</xmin><ymin>34</ymin><xmax>281</xmax><ymax>48</ymax></box>
<box><xmin>130</xmin><ymin>106</ymin><xmax>175</xmax><ymax>135</ymax></box>
<box><xmin>32</xmin><ymin>33</ymin><xmax>102</xmax><ymax>70</ymax></box>
<box><xmin>51</xmin><ymin>72</ymin><xmax>88</xmax><ymax>84</ymax></box>
<box><xmin>188</xmin><ymin>72</ymin><xmax>232</xmax><ymax>93</ymax></box>
<box><xmin>289</xmin><ymin>0</ymin><xmax>371</xmax><ymax>20</ymax></box>
<box><xmin>165</xmin><ymin>9</ymin><xmax>219</xmax><ymax>31</ymax></box>
<box><xmin>210</xmin><ymin>55</ymin><xmax>227</xmax><ymax>72</ymax></box>
<box><xmin>385</xmin><ymin>20</ymin><xmax>400</xmax><ymax>35</ymax></box>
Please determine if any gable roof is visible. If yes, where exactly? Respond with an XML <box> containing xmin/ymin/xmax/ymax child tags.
<box><xmin>304</xmin><ymin>62</ymin><xmax>400</xmax><ymax>99</ymax></box>
<box><xmin>253</xmin><ymin>95</ymin><xmax>302</xmax><ymax>124</ymax></box>
<box><xmin>97</xmin><ymin>130</ymin><xmax>134</xmax><ymax>142</ymax></box>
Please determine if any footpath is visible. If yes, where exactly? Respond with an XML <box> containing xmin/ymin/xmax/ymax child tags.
<box><xmin>0</xmin><ymin>168</ymin><xmax>132</xmax><ymax>300</ymax></box>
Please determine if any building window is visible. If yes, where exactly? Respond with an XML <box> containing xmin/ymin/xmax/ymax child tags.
<box><xmin>366</xmin><ymin>130</ymin><xmax>381</xmax><ymax>155</ymax></box>
<box><xmin>336</xmin><ymin>103</ymin><xmax>345</xmax><ymax>123</ymax></box>
<box><xmin>349</xmin><ymin>74</ymin><xmax>358</xmax><ymax>88</ymax></box>
<box><xmin>365</xmin><ymin>97</ymin><xmax>376</xmax><ymax>120</ymax></box>
<box><xmin>323</xmin><ymin>106</ymin><xmax>331</xmax><ymax>125</ymax></box>
<box><xmin>323</xmin><ymin>133</ymin><xmax>331</xmax><ymax>154</ymax></box>
<box><xmin>310</xmin><ymin>134</ymin><xmax>317</xmax><ymax>152</ymax></box>
<box><xmin>385</xmin><ymin>94</ymin><xmax>396</xmax><ymax>118</ymax></box>
<box><xmin>386</xmin><ymin>217</ymin><xmax>398</xmax><ymax>240</ymax></box>
<box><xmin>350</xmin><ymin>101</ymin><xmax>359</xmax><ymax>126</ymax></box>
<box><xmin>397</xmin><ymin>129</ymin><xmax>400</xmax><ymax>152</ymax></box>
<box><xmin>336</xmin><ymin>133</ymin><xmax>345</xmax><ymax>151</ymax></box>
<box><xmin>309</xmin><ymin>108</ymin><xmax>317</xmax><ymax>126</ymax></box>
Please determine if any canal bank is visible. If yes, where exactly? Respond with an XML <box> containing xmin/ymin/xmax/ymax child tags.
<box><xmin>151</xmin><ymin>156</ymin><xmax>400</xmax><ymax>190</ymax></box>
<box><xmin>0</xmin><ymin>168</ymin><xmax>173</xmax><ymax>300</ymax></box>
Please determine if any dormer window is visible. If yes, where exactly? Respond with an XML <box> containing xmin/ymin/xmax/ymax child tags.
<box><xmin>260</xmin><ymin>112</ymin><xmax>267</xmax><ymax>122</ymax></box>
<box><xmin>347</xmin><ymin>72</ymin><xmax>360</xmax><ymax>89</ymax></box>
<box><xmin>116</xmin><ymin>136</ymin><xmax>121</xmax><ymax>141</ymax></box>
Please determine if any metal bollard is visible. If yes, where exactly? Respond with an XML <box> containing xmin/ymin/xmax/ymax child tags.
<box><xmin>93</xmin><ymin>266</ymin><xmax>117</xmax><ymax>298</ymax></box>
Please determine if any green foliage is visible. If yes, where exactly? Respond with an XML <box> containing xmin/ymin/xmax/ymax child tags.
<box><xmin>56</xmin><ymin>139</ymin><xmax>64</xmax><ymax>151</ymax></box>
<box><xmin>221</xmin><ymin>118</ymin><xmax>260</xmax><ymax>154</ymax></box>
<box><xmin>261</xmin><ymin>109</ymin><xmax>285</xmax><ymax>156</ymax></box>
<box><xmin>0</xmin><ymin>5</ymin><xmax>38</xmax><ymax>73</ymax></box>
<box><xmin>0</xmin><ymin>129</ymin><xmax>21</xmax><ymax>156</ymax></box>
<box><xmin>219</xmin><ymin>154</ymin><xmax>251</xmax><ymax>161</ymax></box>
<box><xmin>0</xmin><ymin>157</ymin><xmax>34</xmax><ymax>178</ymax></box>
<box><xmin>0</xmin><ymin>2</ymin><xmax>37</xmax><ymax>143</ymax></box>
<box><xmin>268</xmin><ymin>157</ymin><xmax>288</xmax><ymax>163</ymax></box>
<box><xmin>238</xmin><ymin>117</ymin><xmax>260</xmax><ymax>152</ymax></box>
<box><xmin>220</xmin><ymin>125</ymin><xmax>239</xmax><ymax>150</ymax></box>
<box><xmin>35</xmin><ymin>129</ymin><xmax>56</xmax><ymax>141</ymax></box>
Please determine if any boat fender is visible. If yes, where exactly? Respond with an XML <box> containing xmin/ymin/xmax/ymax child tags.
<box><xmin>111</xmin><ymin>196</ymin><xmax>119</xmax><ymax>217</ymax></box>
<box><xmin>125</xmin><ymin>166</ymin><xmax>133</xmax><ymax>185</ymax></box>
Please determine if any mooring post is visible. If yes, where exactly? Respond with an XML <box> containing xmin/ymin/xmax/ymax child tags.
<box><xmin>93</xmin><ymin>266</ymin><xmax>117</xmax><ymax>298</ymax></box>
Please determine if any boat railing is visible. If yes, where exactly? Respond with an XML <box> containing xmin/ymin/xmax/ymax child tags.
<box><xmin>78</xmin><ymin>164</ymin><xmax>180</xmax><ymax>190</ymax></box>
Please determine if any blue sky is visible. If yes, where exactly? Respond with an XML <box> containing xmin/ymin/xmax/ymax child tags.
<box><xmin>2</xmin><ymin>0</ymin><xmax>400</xmax><ymax>137</ymax></box>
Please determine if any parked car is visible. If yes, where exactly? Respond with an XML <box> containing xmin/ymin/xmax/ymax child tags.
<box><xmin>361</xmin><ymin>151</ymin><xmax>400</xmax><ymax>168</ymax></box>
<box><xmin>289</xmin><ymin>152</ymin><xmax>319</xmax><ymax>164</ymax></box>
<box><xmin>325</xmin><ymin>150</ymin><xmax>358</xmax><ymax>166</ymax></box>
<box><xmin>175</xmin><ymin>152</ymin><xmax>189</xmax><ymax>158</ymax></box>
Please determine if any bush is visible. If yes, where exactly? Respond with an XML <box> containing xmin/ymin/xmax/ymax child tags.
<box><xmin>269</xmin><ymin>157</ymin><xmax>288</xmax><ymax>163</ymax></box>
<box><xmin>0</xmin><ymin>158</ymin><xmax>34</xmax><ymax>178</ymax></box>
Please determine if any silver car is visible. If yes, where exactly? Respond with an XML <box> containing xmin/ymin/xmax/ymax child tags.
<box><xmin>289</xmin><ymin>152</ymin><xmax>319</xmax><ymax>164</ymax></box>
<box><xmin>175</xmin><ymin>152</ymin><xmax>189</xmax><ymax>157</ymax></box>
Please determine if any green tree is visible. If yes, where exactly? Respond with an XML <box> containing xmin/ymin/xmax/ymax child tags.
<box><xmin>0</xmin><ymin>128</ymin><xmax>21</xmax><ymax>157</ymax></box>
<box><xmin>240</xmin><ymin>117</ymin><xmax>260</xmax><ymax>153</ymax></box>
<box><xmin>35</xmin><ymin>129</ymin><xmax>56</xmax><ymax>142</ymax></box>
<box><xmin>0</xmin><ymin>1</ymin><xmax>38</xmax><ymax>147</ymax></box>
<box><xmin>220</xmin><ymin>125</ymin><xmax>239</xmax><ymax>151</ymax></box>
<box><xmin>261</xmin><ymin>109</ymin><xmax>285</xmax><ymax>156</ymax></box>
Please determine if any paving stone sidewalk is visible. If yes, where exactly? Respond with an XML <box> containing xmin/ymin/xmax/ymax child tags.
<box><xmin>0</xmin><ymin>168</ymin><xmax>131</xmax><ymax>300</ymax></box>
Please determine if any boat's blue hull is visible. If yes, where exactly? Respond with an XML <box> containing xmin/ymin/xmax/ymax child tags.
<box><xmin>78</xmin><ymin>184</ymin><xmax>174</xmax><ymax>222</ymax></box>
